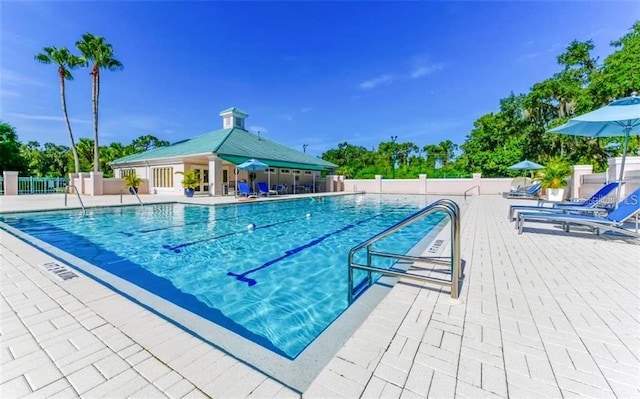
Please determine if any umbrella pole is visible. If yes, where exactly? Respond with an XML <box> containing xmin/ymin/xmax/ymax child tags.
<box><xmin>616</xmin><ymin>129</ymin><xmax>631</xmax><ymax>206</ymax></box>
<box><xmin>235</xmin><ymin>167</ymin><xmax>238</xmax><ymax>197</ymax></box>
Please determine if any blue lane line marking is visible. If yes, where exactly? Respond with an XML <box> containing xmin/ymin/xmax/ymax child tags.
<box><xmin>159</xmin><ymin>204</ymin><xmax>362</xmax><ymax>252</ymax></box>
<box><xmin>162</xmin><ymin>217</ymin><xmax>303</xmax><ymax>253</ymax></box>
<box><xmin>120</xmin><ymin>204</ymin><xmax>305</xmax><ymax>236</ymax></box>
<box><xmin>227</xmin><ymin>213</ymin><xmax>385</xmax><ymax>286</ymax></box>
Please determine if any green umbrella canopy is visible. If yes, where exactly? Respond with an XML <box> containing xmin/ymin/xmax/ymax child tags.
<box><xmin>508</xmin><ymin>160</ymin><xmax>545</xmax><ymax>170</ymax></box>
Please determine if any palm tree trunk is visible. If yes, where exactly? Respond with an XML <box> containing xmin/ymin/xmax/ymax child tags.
<box><xmin>60</xmin><ymin>72</ymin><xmax>80</xmax><ymax>173</ymax></box>
<box><xmin>92</xmin><ymin>65</ymin><xmax>99</xmax><ymax>172</ymax></box>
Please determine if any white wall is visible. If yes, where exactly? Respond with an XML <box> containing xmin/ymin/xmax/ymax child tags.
<box><xmin>344</xmin><ymin>175</ymin><xmax>512</xmax><ymax>196</ymax></box>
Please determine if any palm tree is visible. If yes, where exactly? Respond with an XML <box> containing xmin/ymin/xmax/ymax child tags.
<box><xmin>76</xmin><ymin>33</ymin><xmax>123</xmax><ymax>172</ymax></box>
<box><xmin>34</xmin><ymin>46</ymin><xmax>82</xmax><ymax>173</ymax></box>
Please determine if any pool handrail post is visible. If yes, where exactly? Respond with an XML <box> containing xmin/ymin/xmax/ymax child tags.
<box><xmin>64</xmin><ymin>185</ymin><xmax>86</xmax><ymax>216</ymax></box>
<box><xmin>120</xmin><ymin>186</ymin><xmax>144</xmax><ymax>207</ymax></box>
<box><xmin>347</xmin><ymin>199</ymin><xmax>461</xmax><ymax>304</ymax></box>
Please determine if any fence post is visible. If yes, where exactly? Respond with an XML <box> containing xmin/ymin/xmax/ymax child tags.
<box><xmin>571</xmin><ymin>165</ymin><xmax>593</xmax><ymax>200</ymax></box>
<box><xmin>3</xmin><ymin>171</ymin><xmax>18</xmax><ymax>195</ymax></box>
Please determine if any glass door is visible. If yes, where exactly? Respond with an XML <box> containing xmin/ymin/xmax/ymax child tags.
<box><xmin>193</xmin><ymin>168</ymin><xmax>209</xmax><ymax>192</ymax></box>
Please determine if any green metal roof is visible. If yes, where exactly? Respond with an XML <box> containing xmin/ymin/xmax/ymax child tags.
<box><xmin>110</xmin><ymin>129</ymin><xmax>233</xmax><ymax>164</ymax></box>
<box><xmin>110</xmin><ymin>127</ymin><xmax>338</xmax><ymax>170</ymax></box>
<box><xmin>219</xmin><ymin>107</ymin><xmax>248</xmax><ymax>116</ymax></box>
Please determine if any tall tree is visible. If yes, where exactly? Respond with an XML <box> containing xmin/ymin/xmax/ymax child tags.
<box><xmin>34</xmin><ymin>46</ymin><xmax>83</xmax><ymax>173</ymax></box>
<box><xmin>130</xmin><ymin>134</ymin><xmax>169</xmax><ymax>153</ymax></box>
<box><xmin>76</xmin><ymin>33</ymin><xmax>123</xmax><ymax>172</ymax></box>
<box><xmin>0</xmin><ymin>122</ymin><xmax>28</xmax><ymax>174</ymax></box>
<box><xmin>590</xmin><ymin>21</ymin><xmax>640</xmax><ymax>104</ymax></box>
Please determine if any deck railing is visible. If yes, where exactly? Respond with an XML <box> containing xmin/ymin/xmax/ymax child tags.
<box><xmin>18</xmin><ymin>177</ymin><xmax>69</xmax><ymax>194</ymax></box>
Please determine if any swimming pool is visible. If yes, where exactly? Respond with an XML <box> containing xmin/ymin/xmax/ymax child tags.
<box><xmin>0</xmin><ymin>194</ymin><xmax>446</xmax><ymax>360</ymax></box>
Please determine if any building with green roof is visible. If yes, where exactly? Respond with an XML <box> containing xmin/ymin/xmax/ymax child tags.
<box><xmin>110</xmin><ymin>107</ymin><xmax>337</xmax><ymax>195</ymax></box>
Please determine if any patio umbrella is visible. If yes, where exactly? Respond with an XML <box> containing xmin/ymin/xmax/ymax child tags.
<box><xmin>548</xmin><ymin>92</ymin><xmax>640</xmax><ymax>203</ymax></box>
<box><xmin>508</xmin><ymin>159</ymin><xmax>545</xmax><ymax>179</ymax></box>
<box><xmin>236</xmin><ymin>158</ymin><xmax>269</xmax><ymax>194</ymax></box>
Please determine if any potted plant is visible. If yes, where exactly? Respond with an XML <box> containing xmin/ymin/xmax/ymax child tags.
<box><xmin>122</xmin><ymin>172</ymin><xmax>142</xmax><ymax>195</ymax></box>
<box><xmin>176</xmin><ymin>169</ymin><xmax>199</xmax><ymax>197</ymax></box>
<box><xmin>538</xmin><ymin>158</ymin><xmax>571</xmax><ymax>201</ymax></box>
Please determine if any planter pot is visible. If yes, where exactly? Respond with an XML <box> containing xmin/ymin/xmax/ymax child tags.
<box><xmin>129</xmin><ymin>187</ymin><xmax>138</xmax><ymax>195</ymax></box>
<box><xmin>546</xmin><ymin>188</ymin><xmax>565</xmax><ymax>202</ymax></box>
<box><xmin>184</xmin><ymin>188</ymin><xmax>195</xmax><ymax>198</ymax></box>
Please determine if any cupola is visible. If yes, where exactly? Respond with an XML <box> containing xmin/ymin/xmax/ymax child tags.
<box><xmin>219</xmin><ymin>107</ymin><xmax>248</xmax><ymax>130</ymax></box>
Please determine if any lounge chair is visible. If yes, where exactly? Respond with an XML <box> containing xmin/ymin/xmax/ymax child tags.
<box><xmin>257</xmin><ymin>182</ymin><xmax>277</xmax><ymax>196</ymax></box>
<box><xmin>275</xmin><ymin>184</ymin><xmax>287</xmax><ymax>195</ymax></box>
<box><xmin>505</xmin><ymin>182</ymin><xmax>541</xmax><ymax>199</ymax></box>
<box><xmin>237</xmin><ymin>182</ymin><xmax>255</xmax><ymax>198</ymax></box>
<box><xmin>508</xmin><ymin>182</ymin><xmax>620</xmax><ymax>221</ymax></box>
<box><xmin>516</xmin><ymin>187</ymin><xmax>640</xmax><ymax>237</ymax></box>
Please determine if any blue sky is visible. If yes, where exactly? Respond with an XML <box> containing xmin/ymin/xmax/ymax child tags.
<box><xmin>1</xmin><ymin>2</ymin><xmax>638</xmax><ymax>157</ymax></box>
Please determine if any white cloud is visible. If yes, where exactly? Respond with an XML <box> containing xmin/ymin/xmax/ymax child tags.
<box><xmin>300</xmin><ymin>107</ymin><xmax>312</xmax><ymax>113</ymax></box>
<box><xmin>248</xmin><ymin>125</ymin><xmax>268</xmax><ymax>134</ymax></box>
<box><xmin>8</xmin><ymin>112</ymin><xmax>91</xmax><ymax>124</ymax></box>
<box><xmin>359</xmin><ymin>74</ymin><xmax>395</xmax><ymax>90</ymax></box>
<box><xmin>410</xmin><ymin>64</ymin><xmax>443</xmax><ymax>79</ymax></box>
<box><xmin>1</xmin><ymin>69</ymin><xmax>51</xmax><ymax>88</ymax></box>
<box><xmin>517</xmin><ymin>52</ymin><xmax>542</xmax><ymax>62</ymax></box>
<box><xmin>359</xmin><ymin>55</ymin><xmax>443</xmax><ymax>90</ymax></box>
<box><xmin>279</xmin><ymin>114</ymin><xmax>294</xmax><ymax>122</ymax></box>
<box><xmin>0</xmin><ymin>89</ymin><xmax>21</xmax><ymax>98</ymax></box>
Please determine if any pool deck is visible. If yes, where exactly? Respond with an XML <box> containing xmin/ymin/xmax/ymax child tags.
<box><xmin>1</xmin><ymin>193</ymin><xmax>639</xmax><ymax>398</ymax></box>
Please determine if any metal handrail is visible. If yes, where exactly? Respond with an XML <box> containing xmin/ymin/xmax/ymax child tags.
<box><xmin>120</xmin><ymin>187</ymin><xmax>144</xmax><ymax>207</ymax></box>
<box><xmin>64</xmin><ymin>185</ymin><xmax>86</xmax><ymax>216</ymax></box>
<box><xmin>464</xmin><ymin>185</ymin><xmax>479</xmax><ymax>200</ymax></box>
<box><xmin>347</xmin><ymin>199</ymin><xmax>461</xmax><ymax>304</ymax></box>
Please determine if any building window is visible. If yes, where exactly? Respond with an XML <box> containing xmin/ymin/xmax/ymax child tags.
<box><xmin>304</xmin><ymin>171</ymin><xmax>312</xmax><ymax>175</ymax></box>
<box><xmin>281</xmin><ymin>169</ymin><xmax>291</xmax><ymax>174</ymax></box>
<box><xmin>121</xmin><ymin>169</ymin><xmax>136</xmax><ymax>178</ymax></box>
<box><xmin>266</xmin><ymin>168</ymin><xmax>276</xmax><ymax>174</ymax></box>
<box><xmin>224</xmin><ymin>116</ymin><xmax>232</xmax><ymax>127</ymax></box>
<box><xmin>153</xmin><ymin>167</ymin><xmax>174</xmax><ymax>188</ymax></box>
<box><xmin>234</xmin><ymin>118</ymin><xmax>243</xmax><ymax>128</ymax></box>
<box><xmin>293</xmin><ymin>170</ymin><xmax>301</xmax><ymax>175</ymax></box>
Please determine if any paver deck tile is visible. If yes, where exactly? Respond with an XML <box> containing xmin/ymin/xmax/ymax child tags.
<box><xmin>2</xmin><ymin>194</ymin><xmax>639</xmax><ymax>398</ymax></box>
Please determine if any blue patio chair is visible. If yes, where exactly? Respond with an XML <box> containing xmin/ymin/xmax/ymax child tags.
<box><xmin>237</xmin><ymin>182</ymin><xmax>255</xmax><ymax>197</ymax></box>
<box><xmin>257</xmin><ymin>182</ymin><xmax>277</xmax><ymax>196</ymax></box>
<box><xmin>508</xmin><ymin>182</ymin><xmax>620</xmax><ymax>221</ymax></box>
<box><xmin>275</xmin><ymin>184</ymin><xmax>287</xmax><ymax>195</ymax></box>
<box><xmin>505</xmin><ymin>182</ymin><xmax>541</xmax><ymax>199</ymax></box>
<box><xmin>516</xmin><ymin>187</ymin><xmax>640</xmax><ymax>237</ymax></box>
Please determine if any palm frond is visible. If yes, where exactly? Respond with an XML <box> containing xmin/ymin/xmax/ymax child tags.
<box><xmin>34</xmin><ymin>53</ymin><xmax>52</xmax><ymax>64</ymax></box>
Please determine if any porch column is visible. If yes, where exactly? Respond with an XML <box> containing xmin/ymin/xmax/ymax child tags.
<box><xmin>208</xmin><ymin>155</ymin><xmax>223</xmax><ymax>196</ymax></box>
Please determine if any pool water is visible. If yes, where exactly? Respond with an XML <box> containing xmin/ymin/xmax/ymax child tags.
<box><xmin>0</xmin><ymin>194</ymin><xmax>446</xmax><ymax>358</ymax></box>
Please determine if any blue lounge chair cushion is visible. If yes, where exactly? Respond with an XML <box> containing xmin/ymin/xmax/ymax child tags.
<box><xmin>257</xmin><ymin>182</ymin><xmax>277</xmax><ymax>196</ymax></box>
<box><xmin>505</xmin><ymin>182</ymin><xmax>541</xmax><ymax>198</ymax></box>
<box><xmin>517</xmin><ymin>187</ymin><xmax>640</xmax><ymax>237</ymax></box>
<box><xmin>508</xmin><ymin>182</ymin><xmax>620</xmax><ymax>220</ymax></box>
<box><xmin>237</xmin><ymin>182</ymin><xmax>255</xmax><ymax>197</ymax></box>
